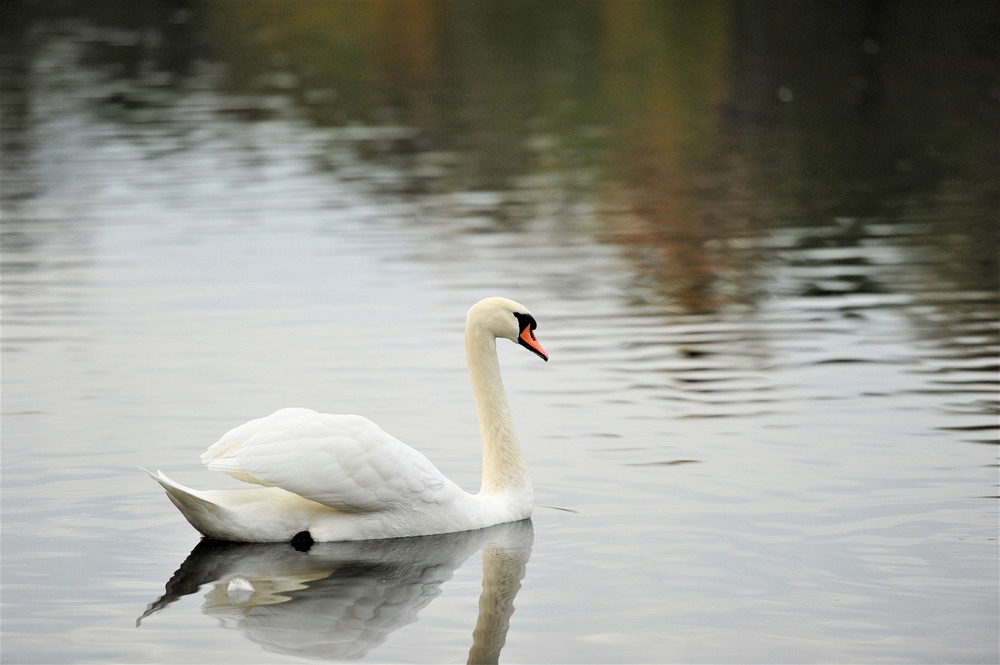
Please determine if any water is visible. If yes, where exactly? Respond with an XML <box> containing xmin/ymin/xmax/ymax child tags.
<box><xmin>2</xmin><ymin>2</ymin><xmax>998</xmax><ymax>663</ymax></box>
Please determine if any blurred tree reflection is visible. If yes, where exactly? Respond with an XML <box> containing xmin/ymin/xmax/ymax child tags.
<box><xmin>3</xmin><ymin>0</ymin><xmax>997</xmax><ymax>310</ymax></box>
<box><xmin>597</xmin><ymin>0</ymin><xmax>734</xmax><ymax>311</ymax></box>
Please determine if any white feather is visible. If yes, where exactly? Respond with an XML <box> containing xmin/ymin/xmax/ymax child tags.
<box><xmin>201</xmin><ymin>408</ymin><xmax>463</xmax><ymax>513</ymax></box>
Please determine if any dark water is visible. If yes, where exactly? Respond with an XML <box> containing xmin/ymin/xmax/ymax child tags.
<box><xmin>2</xmin><ymin>2</ymin><xmax>998</xmax><ymax>663</ymax></box>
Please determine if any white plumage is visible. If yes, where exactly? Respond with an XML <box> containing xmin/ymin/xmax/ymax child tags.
<box><xmin>201</xmin><ymin>408</ymin><xmax>463</xmax><ymax>512</ymax></box>
<box><xmin>147</xmin><ymin>297</ymin><xmax>549</xmax><ymax>543</ymax></box>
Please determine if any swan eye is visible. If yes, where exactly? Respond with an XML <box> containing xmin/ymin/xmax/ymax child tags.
<box><xmin>512</xmin><ymin>312</ymin><xmax>537</xmax><ymax>336</ymax></box>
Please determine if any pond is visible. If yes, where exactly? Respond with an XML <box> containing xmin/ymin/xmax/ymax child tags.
<box><xmin>2</xmin><ymin>2</ymin><xmax>998</xmax><ymax>663</ymax></box>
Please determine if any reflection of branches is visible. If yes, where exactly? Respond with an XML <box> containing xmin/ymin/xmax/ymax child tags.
<box><xmin>139</xmin><ymin>520</ymin><xmax>533</xmax><ymax>662</ymax></box>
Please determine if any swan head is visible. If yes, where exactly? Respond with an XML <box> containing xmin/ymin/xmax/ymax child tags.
<box><xmin>468</xmin><ymin>297</ymin><xmax>549</xmax><ymax>362</ymax></box>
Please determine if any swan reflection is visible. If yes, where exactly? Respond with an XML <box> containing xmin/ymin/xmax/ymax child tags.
<box><xmin>139</xmin><ymin>520</ymin><xmax>533</xmax><ymax>662</ymax></box>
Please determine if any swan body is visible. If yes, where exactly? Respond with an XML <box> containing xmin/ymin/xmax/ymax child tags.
<box><xmin>148</xmin><ymin>297</ymin><xmax>548</xmax><ymax>543</ymax></box>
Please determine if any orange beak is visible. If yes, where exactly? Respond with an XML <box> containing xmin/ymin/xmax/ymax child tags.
<box><xmin>519</xmin><ymin>325</ymin><xmax>549</xmax><ymax>361</ymax></box>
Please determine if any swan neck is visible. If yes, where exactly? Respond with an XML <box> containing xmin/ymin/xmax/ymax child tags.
<box><xmin>466</xmin><ymin>324</ymin><xmax>529</xmax><ymax>495</ymax></box>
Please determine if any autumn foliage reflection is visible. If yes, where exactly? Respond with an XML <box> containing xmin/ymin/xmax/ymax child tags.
<box><xmin>96</xmin><ymin>0</ymin><xmax>996</xmax><ymax>312</ymax></box>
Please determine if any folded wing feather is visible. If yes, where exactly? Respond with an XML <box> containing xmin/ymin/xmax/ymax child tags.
<box><xmin>201</xmin><ymin>407</ymin><xmax>463</xmax><ymax>513</ymax></box>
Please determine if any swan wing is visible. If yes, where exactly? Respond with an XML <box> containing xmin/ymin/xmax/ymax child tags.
<box><xmin>201</xmin><ymin>408</ymin><xmax>462</xmax><ymax>513</ymax></box>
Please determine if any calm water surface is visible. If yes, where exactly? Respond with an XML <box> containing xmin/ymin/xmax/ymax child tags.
<box><xmin>2</xmin><ymin>2</ymin><xmax>998</xmax><ymax>663</ymax></box>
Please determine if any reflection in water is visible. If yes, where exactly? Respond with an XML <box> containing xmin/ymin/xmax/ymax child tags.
<box><xmin>138</xmin><ymin>521</ymin><xmax>532</xmax><ymax>663</ymax></box>
<box><xmin>3</xmin><ymin>0</ymin><xmax>995</xmax><ymax>316</ymax></box>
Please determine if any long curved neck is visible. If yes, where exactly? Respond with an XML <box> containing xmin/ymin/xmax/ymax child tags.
<box><xmin>466</xmin><ymin>323</ymin><xmax>531</xmax><ymax>496</ymax></box>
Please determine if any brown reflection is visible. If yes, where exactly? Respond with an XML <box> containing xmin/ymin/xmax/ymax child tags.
<box><xmin>373</xmin><ymin>0</ymin><xmax>446</xmax><ymax>129</ymax></box>
<box><xmin>598</xmin><ymin>0</ymin><xmax>736</xmax><ymax>312</ymax></box>
<box><xmin>591</xmin><ymin>0</ymin><xmax>999</xmax><ymax>311</ymax></box>
<box><xmin>3</xmin><ymin>0</ymin><xmax>997</xmax><ymax>310</ymax></box>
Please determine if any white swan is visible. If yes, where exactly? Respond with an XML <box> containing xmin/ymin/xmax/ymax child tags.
<box><xmin>147</xmin><ymin>297</ymin><xmax>548</xmax><ymax>543</ymax></box>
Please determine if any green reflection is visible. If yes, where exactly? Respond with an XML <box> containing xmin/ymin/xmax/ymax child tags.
<box><xmin>2</xmin><ymin>0</ymin><xmax>997</xmax><ymax>309</ymax></box>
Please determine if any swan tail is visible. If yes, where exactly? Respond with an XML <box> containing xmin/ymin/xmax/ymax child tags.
<box><xmin>143</xmin><ymin>468</ymin><xmax>314</xmax><ymax>542</ymax></box>
<box><xmin>144</xmin><ymin>468</ymin><xmax>232</xmax><ymax>539</ymax></box>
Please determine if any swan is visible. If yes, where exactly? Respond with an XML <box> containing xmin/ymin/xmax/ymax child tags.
<box><xmin>147</xmin><ymin>297</ymin><xmax>549</xmax><ymax>543</ymax></box>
